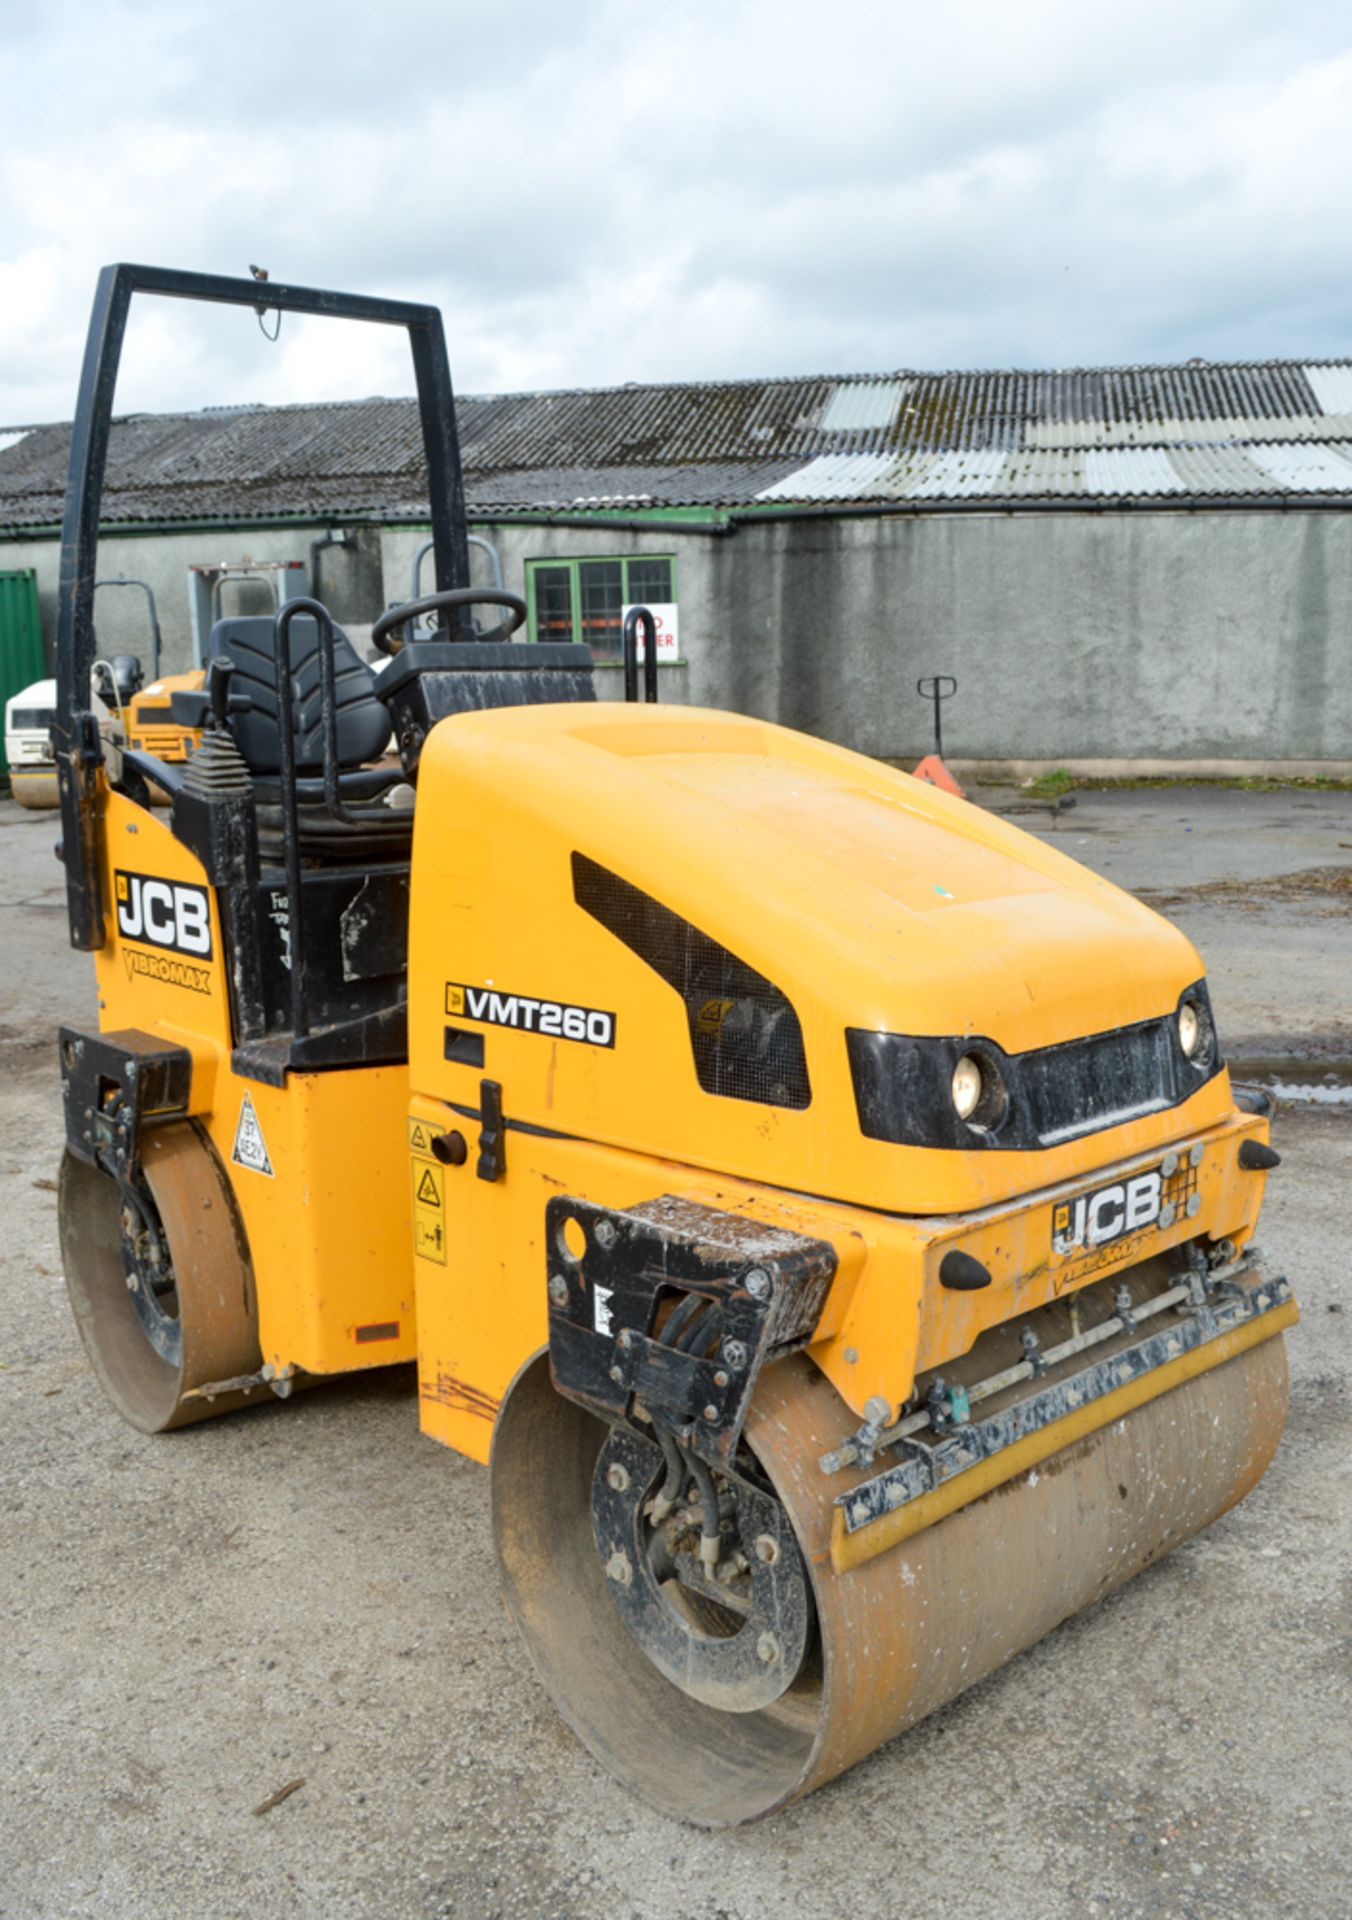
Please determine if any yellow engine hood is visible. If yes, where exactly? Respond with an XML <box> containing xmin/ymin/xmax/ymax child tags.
<box><xmin>546</xmin><ymin>708</ymin><xmax>1201</xmax><ymax>1052</ymax></box>
<box><xmin>409</xmin><ymin>704</ymin><xmax>1230</xmax><ymax>1215</ymax></box>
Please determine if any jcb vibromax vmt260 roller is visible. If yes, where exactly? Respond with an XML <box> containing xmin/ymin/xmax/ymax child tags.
<box><xmin>53</xmin><ymin>267</ymin><xmax>1295</xmax><ymax>1826</ymax></box>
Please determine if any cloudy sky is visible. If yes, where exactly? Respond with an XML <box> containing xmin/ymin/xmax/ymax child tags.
<box><xmin>2</xmin><ymin>0</ymin><xmax>1351</xmax><ymax>424</ymax></box>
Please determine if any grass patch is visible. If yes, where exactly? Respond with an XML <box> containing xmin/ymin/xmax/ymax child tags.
<box><xmin>1023</xmin><ymin>767</ymin><xmax>1076</xmax><ymax>798</ymax></box>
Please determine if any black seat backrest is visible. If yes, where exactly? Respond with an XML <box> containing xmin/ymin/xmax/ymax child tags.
<box><xmin>208</xmin><ymin>615</ymin><xmax>391</xmax><ymax>775</ymax></box>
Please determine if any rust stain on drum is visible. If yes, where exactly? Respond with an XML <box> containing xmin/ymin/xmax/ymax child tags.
<box><xmin>491</xmin><ymin>1334</ymin><xmax>1288</xmax><ymax>1827</ymax></box>
<box><xmin>746</xmin><ymin>1336</ymin><xmax>1289</xmax><ymax>1814</ymax></box>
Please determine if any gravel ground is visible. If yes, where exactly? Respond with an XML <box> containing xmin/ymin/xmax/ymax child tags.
<box><xmin>1</xmin><ymin>791</ymin><xmax>1349</xmax><ymax>1920</ymax></box>
<box><xmin>1007</xmin><ymin>784</ymin><xmax>1352</xmax><ymax>1065</ymax></box>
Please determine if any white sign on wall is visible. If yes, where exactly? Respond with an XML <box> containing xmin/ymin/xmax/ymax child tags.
<box><xmin>621</xmin><ymin>603</ymin><xmax>680</xmax><ymax>662</ymax></box>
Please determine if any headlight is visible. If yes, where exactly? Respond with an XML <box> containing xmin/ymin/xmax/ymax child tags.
<box><xmin>951</xmin><ymin>1051</ymin><xmax>1006</xmax><ymax>1130</ymax></box>
<box><xmin>952</xmin><ymin>1055</ymin><xmax>983</xmax><ymax>1119</ymax></box>
<box><xmin>1175</xmin><ymin>988</ymin><xmax>1216</xmax><ymax>1070</ymax></box>
<box><xmin>848</xmin><ymin>1031</ymin><xmax>1016</xmax><ymax>1148</ymax></box>
<box><xmin>1177</xmin><ymin>1002</ymin><xmax>1200</xmax><ymax>1057</ymax></box>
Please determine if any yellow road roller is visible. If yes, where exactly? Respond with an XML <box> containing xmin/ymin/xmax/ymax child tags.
<box><xmin>53</xmin><ymin>266</ymin><xmax>1294</xmax><ymax>1826</ymax></box>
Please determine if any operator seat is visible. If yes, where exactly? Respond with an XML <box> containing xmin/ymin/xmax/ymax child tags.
<box><xmin>204</xmin><ymin>613</ymin><xmax>411</xmax><ymax>859</ymax></box>
<box><xmin>207</xmin><ymin>614</ymin><xmax>392</xmax><ymax>777</ymax></box>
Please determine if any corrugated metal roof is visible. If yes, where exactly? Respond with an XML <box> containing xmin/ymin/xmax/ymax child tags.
<box><xmin>6</xmin><ymin>353</ymin><xmax>1352</xmax><ymax>526</ymax></box>
<box><xmin>1244</xmin><ymin>440</ymin><xmax>1352</xmax><ymax>492</ymax></box>
<box><xmin>753</xmin><ymin>437</ymin><xmax>1352</xmax><ymax>505</ymax></box>
<box><xmin>906</xmin><ymin>449</ymin><xmax>1011</xmax><ymax>499</ymax></box>
<box><xmin>1303</xmin><ymin>364</ymin><xmax>1352</xmax><ymax>414</ymax></box>
<box><xmin>1161</xmin><ymin>445</ymin><xmax>1283</xmax><ymax>496</ymax></box>
<box><xmin>756</xmin><ymin>452</ymin><xmax>904</xmax><ymax>501</ymax></box>
<box><xmin>1025</xmin><ymin>411</ymin><xmax>1352</xmax><ymax>448</ymax></box>
<box><xmin>819</xmin><ymin>380</ymin><xmax>909</xmax><ymax>432</ymax></box>
<box><xmin>1082</xmin><ymin>447</ymin><xmax>1188</xmax><ymax>496</ymax></box>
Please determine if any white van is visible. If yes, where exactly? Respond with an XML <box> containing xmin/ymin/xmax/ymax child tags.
<box><xmin>4</xmin><ymin>676</ymin><xmax>58</xmax><ymax>807</ymax></box>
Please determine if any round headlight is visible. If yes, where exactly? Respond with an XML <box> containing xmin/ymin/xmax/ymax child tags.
<box><xmin>952</xmin><ymin>1054</ymin><xmax>983</xmax><ymax>1120</ymax></box>
<box><xmin>1178</xmin><ymin>1002</ymin><xmax>1200</xmax><ymax>1058</ymax></box>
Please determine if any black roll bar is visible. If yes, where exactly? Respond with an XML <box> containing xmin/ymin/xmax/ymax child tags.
<box><xmin>271</xmin><ymin>595</ymin><xmax>393</xmax><ymax>1040</ymax></box>
<box><xmin>270</xmin><ymin>601</ymin><xmax>314</xmax><ymax>1040</ymax></box>
<box><xmin>54</xmin><ymin>263</ymin><xmax>473</xmax><ymax>950</ymax></box>
<box><xmin>621</xmin><ymin>606</ymin><xmax>660</xmax><ymax>706</ymax></box>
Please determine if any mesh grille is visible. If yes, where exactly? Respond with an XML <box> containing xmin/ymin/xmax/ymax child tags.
<box><xmin>572</xmin><ymin>854</ymin><xmax>811</xmax><ymax>1110</ymax></box>
<box><xmin>1020</xmin><ymin>1023</ymin><xmax>1176</xmax><ymax>1144</ymax></box>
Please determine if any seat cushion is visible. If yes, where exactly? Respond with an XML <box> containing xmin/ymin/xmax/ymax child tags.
<box><xmin>209</xmin><ymin>614</ymin><xmax>392</xmax><ymax>774</ymax></box>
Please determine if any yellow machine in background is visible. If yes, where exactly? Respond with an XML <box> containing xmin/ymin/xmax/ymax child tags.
<box><xmin>118</xmin><ymin>563</ymin><xmax>325</xmax><ymax>773</ymax></box>
<box><xmin>53</xmin><ymin>267</ymin><xmax>1294</xmax><ymax>1825</ymax></box>
<box><xmin>90</xmin><ymin>578</ymin><xmax>203</xmax><ymax>789</ymax></box>
<box><xmin>122</xmin><ymin>670</ymin><xmax>204</xmax><ymax>763</ymax></box>
<box><xmin>127</xmin><ymin>561</ymin><xmax>321</xmax><ymax>772</ymax></box>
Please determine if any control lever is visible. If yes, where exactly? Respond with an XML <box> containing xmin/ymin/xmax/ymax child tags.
<box><xmin>171</xmin><ymin>656</ymin><xmax>253</xmax><ymax>731</ymax></box>
<box><xmin>206</xmin><ymin>654</ymin><xmax>253</xmax><ymax>727</ymax></box>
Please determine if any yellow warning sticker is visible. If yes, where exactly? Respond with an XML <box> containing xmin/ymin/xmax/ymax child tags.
<box><xmin>407</xmin><ymin>1117</ymin><xmax>435</xmax><ymax>1156</ymax></box>
<box><xmin>415</xmin><ymin>1217</ymin><xmax>446</xmax><ymax>1261</ymax></box>
<box><xmin>445</xmin><ymin>983</ymin><xmax>465</xmax><ymax>1016</ymax></box>
<box><xmin>412</xmin><ymin>1157</ymin><xmax>446</xmax><ymax>1263</ymax></box>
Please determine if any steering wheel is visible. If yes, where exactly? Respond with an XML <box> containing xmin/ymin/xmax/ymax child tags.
<box><xmin>372</xmin><ymin>587</ymin><xmax>528</xmax><ymax>657</ymax></box>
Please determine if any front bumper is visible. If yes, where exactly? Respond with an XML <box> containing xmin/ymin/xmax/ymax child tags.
<box><xmin>811</xmin><ymin>1105</ymin><xmax>1279</xmax><ymax>1423</ymax></box>
<box><xmin>827</xmin><ymin>1255</ymin><xmax>1296</xmax><ymax>1572</ymax></box>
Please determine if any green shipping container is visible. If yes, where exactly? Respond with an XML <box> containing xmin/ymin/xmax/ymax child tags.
<box><xmin>0</xmin><ymin>568</ymin><xmax>46</xmax><ymax>778</ymax></box>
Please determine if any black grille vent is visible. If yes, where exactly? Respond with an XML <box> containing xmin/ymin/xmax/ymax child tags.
<box><xmin>572</xmin><ymin>854</ymin><xmax>811</xmax><ymax>1110</ymax></box>
<box><xmin>848</xmin><ymin>986</ymin><xmax>1221</xmax><ymax>1152</ymax></box>
<box><xmin>1019</xmin><ymin>1023</ymin><xmax>1176</xmax><ymax>1145</ymax></box>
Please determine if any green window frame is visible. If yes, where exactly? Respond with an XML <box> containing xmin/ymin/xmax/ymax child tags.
<box><xmin>525</xmin><ymin>555</ymin><xmax>676</xmax><ymax>659</ymax></box>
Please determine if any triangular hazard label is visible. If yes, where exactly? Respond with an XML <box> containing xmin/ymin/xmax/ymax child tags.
<box><xmin>410</xmin><ymin>1123</ymin><xmax>428</xmax><ymax>1151</ymax></box>
<box><xmin>232</xmin><ymin>1093</ymin><xmax>274</xmax><ymax>1177</ymax></box>
<box><xmin>416</xmin><ymin>1167</ymin><xmax>441</xmax><ymax>1208</ymax></box>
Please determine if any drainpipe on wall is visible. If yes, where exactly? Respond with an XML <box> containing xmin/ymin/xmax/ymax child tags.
<box><xmin>308</xmin><ymin>527</ymin><xmax>352</xmax><ymax>606</ymax></box>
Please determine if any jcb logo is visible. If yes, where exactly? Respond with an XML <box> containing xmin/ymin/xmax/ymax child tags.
<box><xmin>115</xmin><ymin>870</ymin><xmax>213</xmax><ymax>959</ymax></box>
<box><xmin>1052</xmin><ymin>1169</ymin><xmax>1162</xmax><ymax>1255</ymax></box>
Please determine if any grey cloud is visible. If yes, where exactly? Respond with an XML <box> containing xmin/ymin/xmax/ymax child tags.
<box><xmin>2</xmin><ymin>0</ymin><xmax>1352</xmax><ymax>429</ymax></box>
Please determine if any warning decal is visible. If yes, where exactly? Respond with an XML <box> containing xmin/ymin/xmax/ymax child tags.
<box><xmin>412</xmin><ymin>1157</ymin><xmax>446</xmax><ymax>1264</ymax></box>
<box><xmin>231</xmin><ymin>1093</ymin><xmax>274</xmax><ymax>1177</ymax></box>
<box><xmin>407</xmin><ymin>1118</ymin><xmax>433</xmax><ymax>1156</ymax></box>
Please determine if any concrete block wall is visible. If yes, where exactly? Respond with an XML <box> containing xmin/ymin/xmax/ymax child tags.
<box><xmin>5</xmin><ymin>505</ymin><xmax>1349</xmax><ymax>769</ymax></box>
<box><xmin>698</xmin><ymin>510</ymin><xmax>1352</xmax><ymax>773</ymax></box>
<box><xmin>3</xmin><ymin>524</ymin><xmax>383</xmax><ymax>681</ymax></box>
